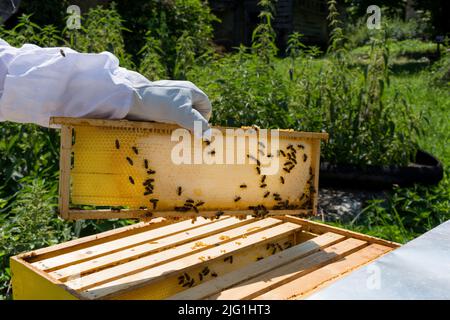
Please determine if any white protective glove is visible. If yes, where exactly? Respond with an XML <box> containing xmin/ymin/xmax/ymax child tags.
<box><xmin>0</xmin><ymin>39</ymin><xmax>211</xmax><ymax>134</ymax></box>
<box><xmin>127</xmin><ymin>80</ymin><xmax>212</xmax><ymax>134</ymax></box>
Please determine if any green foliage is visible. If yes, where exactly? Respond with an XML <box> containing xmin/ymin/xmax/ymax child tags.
<box><xmin>0</xmin><ymin>123</ymin><xmax>60</xmax><ymax>198</ymax></box>
<box><xmin>117</xmin><ymin>0</ymin><xmax>217</xmax><ymax>76</ymax></box>
<box><xmin>173</xmin><ymin>32</ymin><xmax>196</xmax><ymax>80</ymax></box>
<box><xmin>64</xmin><ymin>3</ymin><xmax>134</xmax><ymax>69</ymax></box>
<box><xmin>329</xmin><ymin>176</ymin><xmax>450</xmax><ymax>244</ymax></box>
<box><xmin>251</xmin><ymin>0</ymin><xmax>278</xmax><ymax>64</ymax></box>
<box><xmin>346</xmin><ymin>15</ymin><xmax>432</xmax><ymax>49</ymax></box>
<box><xmin>0</xmin><ymin>179</ymin><xmax>74</xmax><ymax>299</ymax></box>
<box><xmin>138</xmin><ymin>33</ymin><xmax>167</xmax><ymax>80</ymax></box>
<box><xmin>431</xmin><ymin>50</ymin><xmax>450</xmax><ymax>87</ymax></box>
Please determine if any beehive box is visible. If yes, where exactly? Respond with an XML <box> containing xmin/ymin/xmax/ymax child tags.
<box><xmin>49</xmin><ymin>117</ymin><xmax>328</xmax><ymax>220</ymax></box>
<box><xmin>11</xmin><ymin>117</ymin><xmax>400</xmax><ymax>300</ymax></box>
<box><xmin>11</xmin><ymin>215</ymin><xmax>398</xmax><ymax>300</ymax></box>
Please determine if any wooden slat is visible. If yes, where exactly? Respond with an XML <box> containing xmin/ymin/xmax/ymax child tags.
<box><xmin>279</xmin><ymin>215</ymin><xmax>400</xmax><ymax>248</ymax></box>
<box><xmin>65</xmin><ymin>218</ymin><xmax>285</xmax><ymax>292</ymax></box>
<box><xmin>310</xmin><ymin>139</ymin><xmax>321</xmax><ymax>215</ymax></box>
<box><xmin>66</xmin><ymin>209</ymin><xmax>312</xmax><ymax>220</ymax></box>
<box><xmin>254</xmin><ymin>244</ymin><xmax>392</xmax><ymax>300</ymax></box>
<box><xmin>49</xmin><ymin>217</ymin><xmax>256</xmax><ymax>281</ymax></box>
<box><xmin>50</xmin><ymin>117</ymin><xmax>329</xmax><ymax>141</ymax></box>
<box><xmin>32</xmin><ymin>217</ymin><xmax>230</xmax><ymax>271</ymax></box>
<box><xmin>58</xmin><ymin>125</ymin><xmax>72</xmax><ymax>219</ymax></box>
<box><xmin>78</xmin><ymin>222</ymin><xmax>302</xmax><ymax>299</ymax></box>
<box><xmin>208</xmin><ymin>238</ymin><xmax>367</xmax><ymax>300</ymax></box>
<box><xmin>167</xmin><ymin>232</ymin><xmax>345</xmax><ymax>300</ymax></box>
<box><xmin>19</xmin><ymin>218</ymin><xmax>169</xmax><ymax>263</ymax></box>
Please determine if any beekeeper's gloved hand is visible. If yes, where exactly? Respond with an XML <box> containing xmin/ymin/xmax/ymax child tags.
<box><xmin>127</xmin><ymin>80</ymin><xmax>211</xmax><ymax>135</ymax></box>
<box><xmin>0</xmin><ymin>38</ymin><xmax>212</xmax><ymax>135</ymax></box>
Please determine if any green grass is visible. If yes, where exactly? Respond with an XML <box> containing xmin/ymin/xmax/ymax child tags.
<box><xmin>323</xmin><ymin>68</ymin><xmax>450</xmax><ymax>244</ymax></box>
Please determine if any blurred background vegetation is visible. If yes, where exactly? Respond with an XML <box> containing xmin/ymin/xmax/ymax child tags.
<box><xmin>0</xmin><ymin>0</ymin><xmax>449</xmax><ymax>299</ymax></box>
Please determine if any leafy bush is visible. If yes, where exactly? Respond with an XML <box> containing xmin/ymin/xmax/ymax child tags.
<box><xmin>346</xmin><ymin>15</ymin><xmax>431</xmax><ymax>49</ymax></box>
<box><xmin>0</xmin><ymin>179</ymin><xmax>74</xmax><ymax>299</ymax></box>
<box><xmin>117</xmin><ymin>0</ymin><xmax>217</xmax><ymax>76</ymax></box>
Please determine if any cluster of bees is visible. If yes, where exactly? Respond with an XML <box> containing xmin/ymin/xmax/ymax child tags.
<box><xmin>115</xmin><ymin>136</ymin><xmax>315</xmax><ymax>220</ymax></box>
<box><xmin>116</xmin><ymin>139</ymin><xmax>159</xmax><ymax>211</ymax></box>
<box><xmin>234</xmin><ymin>142</ymin><xmax>312</xmax><ymax>218</ymax></box>
<box><xmin>178</xmin><ymin>266</ymin><xmax>218</xmax><ymax>288</ymax></box>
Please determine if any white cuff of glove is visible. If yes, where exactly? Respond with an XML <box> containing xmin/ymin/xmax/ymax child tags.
<box><xmin>127</xmin><ymin>80</ymin><xmax>212</xmax><ymax>137</ymax></box>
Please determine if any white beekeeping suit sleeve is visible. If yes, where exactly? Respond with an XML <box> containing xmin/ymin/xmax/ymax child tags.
<box><xmin>0</xmin><ymin>39</ymin><xmax>211</xmax><ymax>133</ymax></box>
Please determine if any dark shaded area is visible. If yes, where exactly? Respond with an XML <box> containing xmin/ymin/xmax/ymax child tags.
<box><xmin>319</xmin><ymin>150</ymin><xmax>444</xmax><ymax>189</ymax></box>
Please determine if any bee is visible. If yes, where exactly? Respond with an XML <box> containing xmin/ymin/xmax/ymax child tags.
<box><xmin>298</xmin><ymin>144</ymin><xmax>305</xmax><ymax>149</ymax></box>
<box><xmin>144</xmin><ymin>212</ymin><xmax>153</xmax><ymax>218</ymax></box>
<box><xmin>273</xmin><ymin>193</ymin><xmax>280</xmax><ymax>198</ymax></box>
<box><xmin>196</xmin><ymin>201</ymin><xmax>205</xmax><ymax>207</ymax></box>
<box><xmin>177</xmin><ymin>186</ymin><xmax>182</xmax><ymax>196</ymax></box>
<box><xmin>178</xmin><ymin>275</ymin><xmax>185</xmax><ymax>285</ymax></box>
<box><xmin>283</xmin><ymin>168</ymin><xmax>290</xmax><ymax>173</ymax></box>
<box><xmin>215</xmin><ymin>211</ymin><xmax>224</xmax><ymax>218</ymax></box>
<box><xmin>256</xmin><ymin>167</ymin><xmax>261</xmax><ymax>175</ymax></box>
<box><xmin>202</xmin><ymin>267</ymin><xmax>210</xmax><ymax>276</ymax></box>
<box><xmin>280</xmin><ymin>176</ymin><xmax>285</xmax><ymax>184</ymax></box>
<box><xmin>144</xmin><ymin>159</ymin><xmax>149</xmax><ymax>169</ymax></box>
<box><xmin>198</xmin><ymin>273</ymin><xmax>203</xmax><ymax>281</ymax></box>
<box><xmin>211</xmin><ymin>272</ymin><xmax>218</xmax><ymax>277</ymax></box>
<box><xmin>132</xmin><ymin>146</ymin><xmax>139</xmax><ymax>155</ymax></box>
<box><xmin>267</xmin><ymin>153</ymin><xmax>273</xmax><ymax>158</ymax></box>
<box><xmin>299</xmin><ymin>193</ymin><xmax>305</xmax><ymax>201</ymax></box>
<box><xmin>309</xmin><ymin>166</ymin><xmax>313</xmax><ymax>175</ymax></box>
<box><xmin>247</xmin><ymin>154</ymin><xmax>258</xmax><ymax>163</ymax></box>
<box><xmin>256</xmin><ymin>159</ymin><xmax>261</xmax><ymax>166</ymax></box>
<box><xmin>193</xmin><ymin>206</ymin><xmax>199</xmax><ymax>213</ymax></box>
<box><xmin>240</xmin><ymin>184</ymin><xmax>247</xmax><ymax>188</ymax></box>
<box><xmin>208</xmin><ymin>150</ymin><xmax>216</xmax><ymax>155</ymax></box>
<box><xmin>175</xmin><ymin>206</ymin><xmax>189</xmax><ymax>212</ymax></box>
<box><xmin>143</xmin><ymin>178</ymin><xmax>155</xmax><ymax>185</ymax></box>
<box><xmin>149</xmin><ymin>198</ymin><xmax>159</xmax><ymax>209</ymax></box>
<box><xmin>251</xmin><ymin>124</ymin><xmax>260</xmax><ymax>132</ymax></box>
<box><xmin>143</xmin><ymin>190</ymin><xmax>153</xmax><ymax>196</ymax></box>
<box><xmin>147</xmin><ymin>169</ymin><xmax>156</xmax><ymax>174</ymax></box>
<box><xmin>287</xmin><ymin>144</ymin><xmax>294</xmax><ymax>151</ymax></box>
<box><xmin>274</xmin><ymin>196</ymin><xmax>282</xmax><ymax>201</ymax></box>
<box><xmin>284</xmin><ymin>241</ymin><xmax>293</xmax><ymax>249</ymax></box>
<box><xmin>279</xmin><ymin>150</ymin><xmax>286</xmax><ymax>157</ymax></box>
<box><xmin>284</xmin><ymin>161</ymin><xmax>293</xmax><ymax>166</ymax></box>
<box><xmin>60</xmin><ymin>49</ymin><xmax>66</xmax><ymax>57</ymax></box>
<box><xmin>261</xmin><ymin>175</ymin><xmax>266</xmax><ymax>183</ymax></box>
<box><xmin>234</xmin><ymin>196</ymin><xmax>241</xmax><ymax>202</ymax></box>
<box><xmin>203</xmin><ymin>140</ymin><xmax>211</xmax><ymax>146</ymax></box>
<box><xmin>260</xmin><ymin>183</ymin><xmax>267</xmax><ymax>188</ymax></box>
<box><xmin>263</xmin><ymin>191</ymin><xmax>270</xmax><ymax>198</ymax></box>
<box><xmin>129</xmin><ymin>176</ymin><xmax>135</xmax><ymax>184</ymax></box>
<box><xmin>126</xmin><ymin>157</ymin><xmax>133</xmax><ymax>166</ymax></box>
<box><xmin>224</xmin><ymin>256</ymin><xmax>233</xmax><ymax>264</ymax></box>
<box><xmin>186</xmin><ymin>199</ymin><xmax>194</xmax><ymax>204</ymax></box>
<box><xmin>291</xmin><ymin>158</ymin><xmax>297</xmax><ymax>165</ymax></box>
<box><xmin>303</xmin><ymin>154</ymin><xmax>308</xmax><ymax>162</ymax></box>
<box><xmin>115</xmin><ymin>139</ymin><xmax>120</xmax><ymax>149</ymax></box>
<box><xmin>256</xmin><ymin>257</ymin><xmax>264</xmax><ymax>261</ymax></box>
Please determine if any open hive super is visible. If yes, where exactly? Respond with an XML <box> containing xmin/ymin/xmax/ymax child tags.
<box><xmin>11</xmin><ymin>216</ymin><xmax>398</xmax><ymax>300</ymax></box>
<box><xmin>50</xmin><ymin>117</ymin><xmax>328</xmax><ymax>220</ymax></box>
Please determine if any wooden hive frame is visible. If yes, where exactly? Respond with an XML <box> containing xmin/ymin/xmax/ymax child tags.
<box><xmin>50</xmin><ymin>117</ymin><xmax>329</xmax><ymax>221</ymax></box>
<box><xmin>11</xmin><ymin>215</ymin><xmax>399</xmax><ymax>300</ymax></box>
